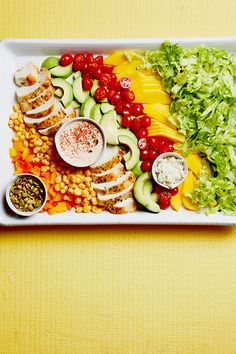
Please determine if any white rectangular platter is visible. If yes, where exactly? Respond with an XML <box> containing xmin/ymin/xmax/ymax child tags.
<box><xmin>1</xmin><ymin>37</ymin><xmax>236</xmax><ymax>226</ymax></box>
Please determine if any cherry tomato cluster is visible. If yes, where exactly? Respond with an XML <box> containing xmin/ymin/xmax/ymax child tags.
<box><xmin>154</xmin><ymin>184</ymin><xmax>178</xmax><ymax>209</ymax></box>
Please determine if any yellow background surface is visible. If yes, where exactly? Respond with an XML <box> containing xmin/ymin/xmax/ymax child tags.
<box><xmin>1</xmin><ymin>1</ymin><xmax>236</xmax><ymax>353</ymax></box>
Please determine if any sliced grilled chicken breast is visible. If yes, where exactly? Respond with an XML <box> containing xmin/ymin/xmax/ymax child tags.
<box><xmin>92</xmin><ymin>171</ymin><xmax>136</xmax><ymax>195</ymax></box>
<box><xmin>97</xmin><ymin>184</ymin><xmax>134</xmax><ymax>207</ymax></box>
<box><xmin>17</xmin><ymin>68</ymin><xmax>51</xmax><ymax>102</ymax></box>
<box><xmin>14</xmin><ymin>62</ymin><xmax>39</xmax><ymax>86</ymax></box>
<box><xmin>90</xmin><ymin>146</ymin><xmax>123</xmax><ymax>174</ymax></box>
<box><xmin>26</xmin><ymin>96</ymin><xmax>55</xmax><ymax>118</ymax></box>
<box><xmin>91</xmin><ymin>162</ymin><xmax>126</xmax><ymax>183</ymax></box>
<box><xmin>19</xmin><ymin>86</ymin><xmax>54</xmax><ymax>113</ymax></box>
<box><xmin>109</xmin><ymin>197</ymin><xmax>137</xmax><ymax>214</ymax></box>
<box><xmin>24</xmin><ymin>102</ymin><xmax>66</xmax><ymax>129</ymax></box>
<box><xmin>38</xmin><ymin>117</ymin><xmax>71</xmax><ymax>135</ymax></box>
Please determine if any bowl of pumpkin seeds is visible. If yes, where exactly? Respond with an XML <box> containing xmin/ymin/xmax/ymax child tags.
<box><xmin>5</xmin><ymin>173</ymin><xmax>47</xmax><ymax>216</ymax></box>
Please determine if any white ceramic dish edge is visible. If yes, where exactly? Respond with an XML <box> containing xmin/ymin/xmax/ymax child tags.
<box><xmin>0</xmin><ymin>37</ymin><xmax>236</xmax><ymax>226</ymax></box>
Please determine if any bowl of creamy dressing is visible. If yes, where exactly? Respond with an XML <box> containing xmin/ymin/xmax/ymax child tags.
<box><xmin>152</xmin><ymin>152</ymin><xmax>188</xmax><ymax>189</ymax></box>
<box><xmin>55</xmin><ymin>118</ymin><xmax>106</xmax><ymax>167</ymax></box>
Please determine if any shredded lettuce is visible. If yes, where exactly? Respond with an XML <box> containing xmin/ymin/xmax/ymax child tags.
<box><xmin>143</xmin><ymin>41</ymin><xmax>236</xmax><ymax>215</ymax></box>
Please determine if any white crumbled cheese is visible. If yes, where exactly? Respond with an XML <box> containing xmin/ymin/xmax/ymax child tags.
<box><xmin>155</xmin><ymin>156</ymin><xmax>186</xmax><ymax>188</ymax></box>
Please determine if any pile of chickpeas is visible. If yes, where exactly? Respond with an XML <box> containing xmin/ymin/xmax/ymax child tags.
<box><xmin>8</xmin><ymin>103</ymin><xmax>104</xmax><ymax>214</ymax></box>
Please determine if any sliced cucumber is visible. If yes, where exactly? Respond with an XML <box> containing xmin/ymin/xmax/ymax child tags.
<box><xmin>90</xmin><ymin>104</ymin><xmax>102</xmax><ymax>123</ymax></box>
<box><xmin>118</xmin><ymin>135</ymin><xmax>140</xmax><ymax>170</ymax></box>
<box><xmin>52</xmin><ymin>78</ymin><xmax>73</xmax><ymax>108</ymax></box>
<box><xmin>71</xmin><ymin>100</ymin><xmax>81</xmax><ymax>109</ymax></box>
<box><xmin>54</xmin><ymin>88</ymin><xmax>63</xmax><ymax>98</ymax></box>
<box><xmin>80</xmin><ymin>97</ymin><xmax>96</xmax><ymax>117</ymax></box>
<box><xmin>73</xmin><ymin>75</ymin><xmax>89</xmax><ymax>103</ymax></box>
<box><xmin>134</xmin><ymin>172</ymin><xmax>160</xmax><ymax>213</ymax></box>
<box><xmin>41</xmin><ymin>56</ymin><xmax>60</xmax><ymax>70</ymax></box>
<box><xmin>100</xmin><ymin>103</ymin><xmax>115</xmax><ymax>114</ymax></box>
<box><xmin>50</xmin><ymin>63</ymin><xmax>73</xmax><ymax>79</ymax></box>
<box><xmin>100</xmin><ymin>110</ymin><xmax>118</xmax><ymax>145</ymax></box>
<box><xmin>90</xmin><ymin>79</ymin><xmax>99</xmax><ymax>96</ymax></box>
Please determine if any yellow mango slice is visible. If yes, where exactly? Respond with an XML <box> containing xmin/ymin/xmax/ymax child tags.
<box><xmin>132</xmin><ymin>83</ymin><xmax>165</xmax><ymax>94</ymax></box>
<box><xmin>150</xmin><ymin>115</ymin><xmax>174</xmax><ymax>128</ymax></box>
<box><xmin>171</xmin><ymin>183</ymin><xmax>183</xmax><ymax>211</ymax></box>
<box><xmin>114</xmin><ymin>60</ymin><xmax>143</xmax><ymax>73</ymax></box>
<box><xmin>104</xmin><ymin>51</ymin><xmax>126</xmax><ymax>65</ymax></box>
<box><xmin>182</xmin><ymin>171</ymin><xmax>199</xmax><ymax>211</ymax></box>
<box><xmin>134</xmin><ymin>89</ymin><xmax>171</xmax><ymax>104</ymax></box>
<box><xmin>144</xmin><ymin>103</ymin><xmax>170</xmax><ymax>115</ymax></box>
<box><xmin>185</xmin><ymin>152</ymin><xmax>203</xmax><ymax>177</ymax></box>
<box><xmin>148</xmin><ymin>122</ymin><xmax>185</xmax><ymax>143</ymax></box>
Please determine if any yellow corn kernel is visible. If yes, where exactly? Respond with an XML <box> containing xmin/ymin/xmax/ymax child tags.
<box><xmin>33</xmin><ymin>147</ymin><xmax>40</xmax><ymax>154</ymax></box>
<box><xmin>84</xmin><ymin>176</ymin><xmax>92</xmax><ymax>183</ymax></box>
<box><xmin>12</xmin><ymin>136</ymin><xmax>20</xmax><ymax>142</ymax></box>
<box><xmin>60</xmin><ymin>188</ymin><xmax>66</xmax><ymax>194</ymax></box>
<box><xmin>91</xmin><ymin>197</ymin><xmax>98</xmax><ymax>205</ymax></box>
<box><xmin>55</xmin><ymin>175</ymin><xmax>62</xmax><ymax>183</ymax></box>
<box><xmin>83</xmin><ymin>198</ymin><xmax>89</xmax><ymax>205</ymax></box>
<box><xmin>75</xmin><ymin>197</ymin><xmax>82</xmax><ymax>204</ymax></box>
<box><xmin>54</xmin><ymin>184</ymin><xmax>60</xmax><ymax>192</ymax></box>
<box><xmin>78</xmin><ymin>183</ymin><xmax>86</xmax><ymax>190</ymax></box>
<box><xmin>85</xmin><ymin>170</ymin><xmax>91</xmax><ymax>177</ymax></box>
<box><xmin>13</xmin><ymin>103</ymin><xmax>20</xmax><ymax>112</ymax></box>
<box><xmin>23</xmin><ymin>141</ymin><xmax>29</xmax><ymax>147</ymax></box>
<box><xmin>41</xmin><ymin>136</ymin><xmax>49</xmax><ymax>141</ymax></box>
<box><xmin>25</xmin><ymin>132</ymin><xmax>30</xmax><ymax>139</ymax></box>
<box><xmin>74</xmin><ymin>188</ymin><xmax>82</xmax><ymax>196</ymax></box>
<box><xmin>92</xmin><ymin>206</ymin><xmax>103</xmax><ymax>213</ymax></box>
<box><xmin>75</xmin><ymin>206</ymin><xmax>83</xmax><ymax>213</ymax></box>
<box><xmin>37</xmin><ymin>153</ymin><xmax>43</xmax><ymax>159</ymax></box>
<box><xmin>35</xmin><ymin>139</ymin><xmax>43</xmax><ymax>146</ymax></box>
<box><xmin>81</xmin><ymin>189</ymin><xmax>89</xmax><ymax>198</ymax></box>
<box><xmin>10</xmin><ymin>112</ymin><xmax>18</xmax><ymax>120</ymax></box>
<box><xmin>91</xmin><ymin>190</ymin><xmax>97</xmax><ymax>197</ymax></box>
<box><xmin>41</xmin><ymin>166</ymin><xmax>49</xmax><ymax>172</ymax></box>
<box><xmin>33</xmin><ymin>157</ymin><xmax>40</xmax><ymax>163</ymax></box>
<box><xmin>68</xmin><ymin>187</ymin><xmax>74</xmax><ymax>194</ymax></box>
<box><xmin>42</xmin><ymin>159</ymin><xmax>50</xmax><ymax>166</ymax></box>
<box><xmin>83</xmin><ymin>205</ymin><xmax>91</xmax><ymax>213</ymax></box>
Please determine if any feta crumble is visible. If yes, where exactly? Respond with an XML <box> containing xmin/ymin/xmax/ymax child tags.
<box><xmin>154</xmin><ymin>155</ymin><xmax>187</xmax><ymax>189</ymax></box>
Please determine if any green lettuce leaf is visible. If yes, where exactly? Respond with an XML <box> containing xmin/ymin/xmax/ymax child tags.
<box><xmin>143</xmin><ymin>41</ymin><xmax>236</xmax><ymax>215</ymax></box>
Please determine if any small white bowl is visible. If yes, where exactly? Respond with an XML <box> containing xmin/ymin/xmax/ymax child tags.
<box><xmin>152</xmin><ymin>152</ymin><xmax>188</xmax><ymax>189</ymax></box>
<box><xmin>55</xmin><ymin>117</ymin><xmax>106</xmax><ymax>168</ymax></box>
<box><xmin>5</xmin><ymin>173</ymin><xmax>47</xmax><ymax>217</ymax></box>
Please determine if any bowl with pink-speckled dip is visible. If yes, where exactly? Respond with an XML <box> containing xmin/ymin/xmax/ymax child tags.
<box><xmin>55</xmin><ymin>118</ymin><xmax>106</xmax><ymax>168</ymax></box>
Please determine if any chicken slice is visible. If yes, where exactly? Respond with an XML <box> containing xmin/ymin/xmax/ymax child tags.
<box><xmin>90</xmin><ymin>146</ymin><xmax>123</xmax><ymax>174</ymax></box>
<box><xmin>91</xmin><ymin>171</ymin><xmax>136</xmax><ymax>195</ymax></box>
<box><xmin>24</xmin><ymin>102</ymin><xmax>66</xmax><ymax>129</ymax></box>
<box><xmin>26</xmin><ymin>96</ymin><xmax>56</xmax><ymax>118</ymax></box>
<box><xmin>91</xmin><ymin>162</ymin><xmax>126</xmax><ymax>183</ymax></box>
<box><xmin>108</xmin><ymin>197</ymin><xmax>137</xmax><ymax>214</ymax></box>
<box><xmin>97</xmin><ymin>184</ymin><xmax>134</xmax><ymax>207</ymax></box>
<box><xmin>14</xmin><ymin>62</ymin><xmax>39</xmax><ymax>86</ymax></box>
<box><xmin>38</xmin><ymin>116</ymin><xmax>71</xmax><ymax>135</ymax></box>
<box><xmin>17</xmin><ymin>68</ymin><xmax>51</xmax><ymax>102</ymax></box>
<box><xmin>19</xmin><ymin>86</ymin><xmax>54</xmax><ymax>113</ymax></box>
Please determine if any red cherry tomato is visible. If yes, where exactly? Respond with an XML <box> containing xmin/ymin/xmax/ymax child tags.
<box><xmin>140</xmin><ymin>115</ymin><xmax>151</xmax><ymax>128</ymax></box>
<box><xmin>122</xmin><ymin>90</ymin><xmax>135</xmax><ymax>103</ymax></box>
<box><xmin>115</xmin><ymin>102</ymin><xmax>124</xmax><ymax>114</ymax></box>
<box><xmin>132</xmin><ymin>103</ymin><xmax>144</xmax><ymax>116</ymax></box>
<box><xmin>82</xmin><ymin>77</ymin><xmax>93</xmax><ymax>91</ymax></box>
<box><xmin>169</xmin><ymin>187</ymin><xmax>178</xmax><ymax>196</ymax></box>
<box><xmin>122</xmin><ymin>102</ymin><xmax>132</xmax><ymax>111</ymax></box>
<box><xmin>138</xmin><ymin>138</ymin><xmax>149</xmax><ymax>150</ymax></box>
<box><xmin>87</xmin><ymin>61</ymin><xmax>99</xmax><ymax>74</ymax></box>
<box><xmin>159</xmin><ymin>195</ymin><xmax>171</xmax><ymax>209</ymax></box>
<box><xmin>60</xmin><ymin>53</ymin><xmax>73</xmax><ymax>66</ymax></box>
<box><xmin>94</xmin><ymin>87</ymin><xmax>107</xmax><ymax>101</ymax></box>
<box><xmin>99</xmin><ymin>73</ymin><xmax>111</xmax><ymax>86</ymax></box>
<box><xmin>109</xmin><ymin>73</ymin><xmax>117</xmax><ymax>83</ymax></box>
<box><xmin>109</xmin><ymin>80</ymin><xmax>120</xmax><ymax>90</ymax></box>
<box><xmin>148</xmin><ymin>149</ymin><xmax>158</xmax><ymax>161</ymax></box>
<box><xmin>93</xmin><ymin>68</ymin><xmax>103</xmax><ymax>79</ymax></box>
<box><xmin>120</xmin><ymin>76</ymin><xmax>132</xmax><ymax>89</ymax></box>
<box><xmin>140</xmin><ymin>149</ymin><xmax>150</xmax><ymax>161</ymax></box>
<box><xmin>85</xmin><ymin>53</ymin><xmax>94</xmax><ymax>63</ymax></box>
<box><xmin>122</xmin><ymin>109</ymin><xmax>132</xmax><ymax>118</ymax></box>
<box><xmin>122</xmin><ymin>115</ymin><xmax>132</xmax><ymax>128</ymax></box>
<box><xmin>130</xmin><ymin>118</ymin><xmax>141</xmax><ymax>132</ymax></box>
<box><xmin>73</xmin><ymin>61</ymin><xmax>84</xmax><ymax>72</ymax></box>
<box><xmin>136</xmin><ymin>128</ymin><xmax>148</xmax><ymax>139</ymax></box>
<box><xmin>154</xmin><ymin>184</ymin><xmax>166</xmax><ymax>194</ymax></box>
<box><xmin>74</xmin><ymin>53</ymin><xmax>85</xmax><ymax>64</ymax></box>
<box><xmin>102</xmin><ymin>64</ymin><xmax>114</xmax><ymax>73</ymax></box>
<box><xmin>109</xmin><ymin>92</ymin><xmax>121</xmax><ymax>105</ymax></box>
<box><xmin>148</xmin><ymin>136</ymin><xmax>163</xmax><ymax>150</ymax></box>
<box><xmin>158</xmin><ymin>144</ymin><xmax>174</xmax><ymax>154</ymax></box>
<box><xmin>94</xmin><ymin>55</ymin><xmax>103</xmax><ymax>65</ymax></box>
<box><xmin>80</xmin><ymin>63</ymin><xmax>89</xmax><ymax>75</ymax></box>
<box><xmin>141</xmin><ymin>160</ymin><xmax>152</xmax><ymax>172</ymax></box>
